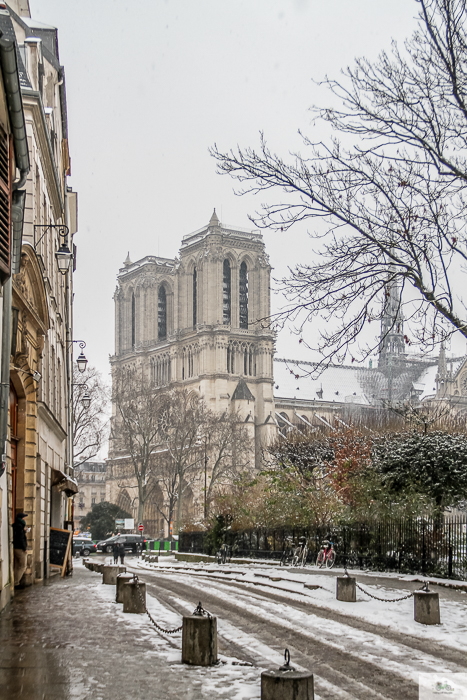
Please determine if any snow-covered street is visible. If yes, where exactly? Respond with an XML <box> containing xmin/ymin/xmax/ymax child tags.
<box><xmin>3</xmin><ymin>557</ymin><xmax>466</xmax><ymax>699</ymax></box>
<box><xmin>109</xmin><ymin>555</ymin><xmax>467</xmax><ymax>699</ymax></box>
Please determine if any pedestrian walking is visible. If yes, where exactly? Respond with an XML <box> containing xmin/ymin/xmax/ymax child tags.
<box><xmin>118</xmin><ymin>541</ymin><xmax>125</xmax><ymax>565</ymax></box>
<box><xmin>112</xmin><ymin>541</ymin><xmax>119</xmax><ymax>564</ymax></box>
<box><xmin>12</xmin><ymin>512</ymin><xmax>28</xmax><ymax>588</ymax></box>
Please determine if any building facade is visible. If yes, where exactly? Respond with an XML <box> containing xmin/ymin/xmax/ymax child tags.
<box><xmin>0</xmin><ymin>1</ymin><xmax>78</xmax><ymax>607</ymax></box>
<box><xmin>108</xmin><ymin>211</ymin><xmax>276</xmax><ymax>534</ymax></box>
<box><xmin>74</xmin><ymin>461</ymin><xmax>106</xmax><ymax>531</ymax></box>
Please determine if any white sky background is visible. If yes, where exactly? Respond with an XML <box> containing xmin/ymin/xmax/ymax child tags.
<box><xmin>30</xmin><ymin>0</ymin><xmax>451</xmax><ymax>382</ymax></box>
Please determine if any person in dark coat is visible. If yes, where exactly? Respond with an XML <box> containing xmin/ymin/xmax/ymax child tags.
<box><xmin>112</xmin><ymin>541</ymin><xmax>119</xmax><ymax>564</ymax></box>
<box><xmin>12</xmin><ymin>512</ymin><xmax>28</xmax><ymax>587</ymax></box>
<box><xmin>118</xmin><ymin>541</ymin><xmax>125</xmax><ymax>565</ymax></box>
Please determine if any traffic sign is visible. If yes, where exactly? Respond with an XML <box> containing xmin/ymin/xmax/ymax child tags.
<box><xmin>138</xmin><ymin>524</ymin><xmax>144</xmax><ymax>532</ymax></box>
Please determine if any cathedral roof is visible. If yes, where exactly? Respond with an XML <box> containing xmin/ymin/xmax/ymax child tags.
<box><xmin>273</xmin><ymin>359</ymin><xmax>370</xmax><ymax>405</ymax></box>
<box><xmin>232</xmin><ymin>378</ymin><xmax>255</xmax><ymax>401</ymax></box>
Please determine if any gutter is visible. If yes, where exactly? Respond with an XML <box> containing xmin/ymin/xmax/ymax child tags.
<box><xmin>0</xmin><ymin>36</ymin><xmax>30</xmax><ymax>187</ymax></box>
<box><xmin>0</xmin><ymin>34</ymin><xmax>30</xmax><ymax>478</ymax></box>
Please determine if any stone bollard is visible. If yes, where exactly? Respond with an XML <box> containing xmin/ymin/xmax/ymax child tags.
<box><xmin>88</xmin><ymin>562</ymin><xmax>97</xmax><ymax>572</ymax></box>
<box><xmin>182</xmin><ymin>602</ymin><xmax>217</xmax><ymax>666</ymax></box>
<box><xmin>261</xmin><ymin>650</ymin><xmax>314</xmax><ymax>700</ymax></box>
<box><xmin>414</xmin><ymin>588</ymin><xmax>440</xmax><ymax>625</ymax></box>
<box><xmin>102</xmin><ymin>565</ymin><xmax>126</xmax><ymax>585</ymax></box>
<box><xmin>336</xmin><ymin>576</ymin><xmax>356</xmax><ymax>602</ymax></box>
<box><xmin>122</xmin><ymin>579</ymin><xmax>146</xmax><ymax>614</ymax></box>
<box><xmin>116</xmin><ymin>573</ymin><xmax>134</xmax><ymax>603</ymax></box>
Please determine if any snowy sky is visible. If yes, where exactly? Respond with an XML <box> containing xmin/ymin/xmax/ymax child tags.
<box><xmin>29</xmin><ymin>0</ymin><xmax>437</xmax><ymax>382</ymax></box>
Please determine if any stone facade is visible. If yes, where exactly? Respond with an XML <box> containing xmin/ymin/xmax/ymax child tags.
<box><xmin>108</xmin><ymin>211</ymin><xmax>276</xmax><ymax>534</ymax></box>
<box><xmin>1</xmin><ymin>2</ymin><xmax>78</xmax><ymax>599</ymax></box>
<box><xmin>74</xmin><ymin>462</ymin><xmax>106</xmax><ymax>531</ymax></box>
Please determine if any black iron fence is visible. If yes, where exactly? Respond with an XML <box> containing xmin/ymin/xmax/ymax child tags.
<box><xmin>180</xmin><ymin>516</ymin><xmax>467</xmax><ymax>580</ymax></box>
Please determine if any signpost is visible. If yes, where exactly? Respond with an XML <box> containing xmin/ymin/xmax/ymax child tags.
<box><xmin>138</xmin><ymin>523</ymin><xmax>144</xmax><ymax>556</ymax></box>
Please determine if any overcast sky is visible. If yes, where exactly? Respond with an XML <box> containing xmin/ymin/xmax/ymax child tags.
<box><xmin>31</xmin><ymin>0</ymin><xmax>427</xmax><ymax>382</ymax></box>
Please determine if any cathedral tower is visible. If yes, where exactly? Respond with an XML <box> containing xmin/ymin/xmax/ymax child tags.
<box><xmin>111</xmin><ymin>211</ymin><xmax>276</xmax><ymax>464</ymax></box>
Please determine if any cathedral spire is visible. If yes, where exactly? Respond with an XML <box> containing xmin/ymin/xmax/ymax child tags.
<box><xmin>378</xmin><ymin>272</ymin><xmax>405</xmax><ymax>373</ymax></box>
<box><xmin>209</xmin><ymin>208</ymin><xmax>220</xmax><ymax>228</ymax></box>
<box><xmin>438</xmin><ymin>340</ymin><xmax>447</xmax><ymax>380</ymax></box>
<box><xmin>124</xmin><ymin>252</ymin><xmax>132</xmax><ymax>267</ymax></box>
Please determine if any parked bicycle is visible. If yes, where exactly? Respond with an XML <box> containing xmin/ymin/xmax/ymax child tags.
<box><xmin>316</xmin><ymin>540</ymin><xmax>336</xmax><ymax>569</ymax></box>
<box><xmin>216</xmin><ymin>543</ymin><xmax>232</xmax><ymax>565</ymax></box>
<box><xmin>280</xmin><ymin>536</ymin><xmax>308</xmax><ymax>567</ymax></box>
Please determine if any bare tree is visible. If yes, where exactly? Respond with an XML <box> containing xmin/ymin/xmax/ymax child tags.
<box><xmin>154</xmin><ymin>389</ymin><xmax>208</xmax><ymax>534</ymax></box>
<box><xmin>111</xmin><ymin>367</ymin><xmax>169</xmax><ymax>524</ymax></box>
<box><xmin>204</xmin><ymin>409</ymin><xmax>253</xmax><ymax>511</ymax></box>
<box><xmin>73</xmin><ymin>365</ymin><xmax>109</xmax><ymax>467</ymax></box>
<box><xmin>212</xmin><ymin>0</ymin><xmax>467</xmax><ymax>369</ymax></box>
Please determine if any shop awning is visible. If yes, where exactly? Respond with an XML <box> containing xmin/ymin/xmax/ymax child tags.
<box><xmin>51</xmin><ymin>468</ymin><xmax>78</xmax><ymax>496</ymax></box>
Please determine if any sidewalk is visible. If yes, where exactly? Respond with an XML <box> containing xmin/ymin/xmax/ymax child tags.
<box><xmin>0</xmin><ymin>560</ymin><xmax>261</xmax><ymax>700</ymax></box>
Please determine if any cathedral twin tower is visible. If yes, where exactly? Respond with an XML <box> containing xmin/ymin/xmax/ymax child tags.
<box><xmin>111</xmin><ymin>210</ymin><xmax>276</xmax><ymax>455</ymax></box>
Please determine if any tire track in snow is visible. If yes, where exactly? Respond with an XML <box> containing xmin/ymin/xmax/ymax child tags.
<box><xmin>139</xmin><ymin>569</ymin><xmax>420</xmax><ymax>700</ymax></box>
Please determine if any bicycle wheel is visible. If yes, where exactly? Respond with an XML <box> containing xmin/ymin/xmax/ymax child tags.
<box><xmin>316</xmin><ymin>550</ymin><xmax>325</xmax><ymax>568</ymax></box>
<box><xmin>326</xmin><ymin>550</ymin><xmax>336</xmax><ymax>569</ymax></box>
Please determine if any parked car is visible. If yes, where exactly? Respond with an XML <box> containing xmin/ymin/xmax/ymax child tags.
<box><xmin>73</xmin><ymin>537</ymin><xmax>97</xmax><ymax>556</ymax></box>
<box><xmin>98</xmin><ymin>534</ymin><xmax>146</xmax><ymax>554</ymax></box>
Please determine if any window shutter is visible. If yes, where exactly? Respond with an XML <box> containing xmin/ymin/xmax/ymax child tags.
<box><xmin>0</xmin><ymin>127</ymin><xmax>11</xmax><ymax>281</ymax></box>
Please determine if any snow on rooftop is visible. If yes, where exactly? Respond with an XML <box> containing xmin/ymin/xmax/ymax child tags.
<box><xmin>22</xmin><ymin>18</ymin><xmax>57</xmax><ymax>30</ymax></box>
<box><xmin>273</xmin><ymin>359</ymin><xmax>370</xmax><ymax>405</ymax></box>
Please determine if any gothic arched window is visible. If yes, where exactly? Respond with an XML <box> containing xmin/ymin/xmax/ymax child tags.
<box><xmin>223</xmin><ymin>259</ymin><xmax>231</xmax><ymax>324</ymax></box>
<box><xmin>193</xmin><ymin>266</ymin><xmax>197</xmax><ymax>327</ymax></box>
<box><xmin>158</xmin><ymin>285</ymin><xmax>167</xmax><ymax>341</ymax></box>
<box><xmin>239</xmin><ymin>261</ymin><xmax>248</xmax><ymax>329</ymax></box>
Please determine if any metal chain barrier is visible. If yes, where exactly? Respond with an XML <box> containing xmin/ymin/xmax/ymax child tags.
<box><xmin>344</xmin><ymin>566</ymin><xmax>430</xmax><ymax>602</ymax></box>
<box><xmin>133</xmin><ymin>574</ymin><xmax>183</xmax><ymax>635</ymax></box>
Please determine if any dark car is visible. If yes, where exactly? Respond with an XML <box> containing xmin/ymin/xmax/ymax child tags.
<box><xmin>98</xmin><ymin>534</ymin><xmax>146</xmax><ymax>554</ymax></box>
<box><xmin>73</xmin><ymin>538</ymin><xmax>97</xmax><ymax>556</ymax></box>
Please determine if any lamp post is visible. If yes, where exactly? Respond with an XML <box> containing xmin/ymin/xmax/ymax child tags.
<box><xmin>72</xmin><ymin>383</ymin><xmax>91</xmax><ymax>409</ymax></box>
<box><xmin>33</xmin><ymin>224</ymin><xmax>73</xmax><ymax>275</ymax></box>
<box><xmin>69</xmin><ymin>340</ymin><xmax>88</xmax><ymax>373</ymax></box>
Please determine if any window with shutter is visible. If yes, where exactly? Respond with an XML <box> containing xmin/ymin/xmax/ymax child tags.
<box><xmin>0</xmin><ymin>127</ymin><xmax>11</xmax><ymax>281</ymax></box>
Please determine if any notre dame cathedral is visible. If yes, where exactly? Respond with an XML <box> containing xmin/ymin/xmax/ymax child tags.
<box><xmin>106</xmin><ymin>210</ymin><xmax>467</xmax><ymax>535</ymax></box>
<box><xmin>106</xmin><ymin>211</ymin><xmax>278</xmax><ymax>533</ymax></box>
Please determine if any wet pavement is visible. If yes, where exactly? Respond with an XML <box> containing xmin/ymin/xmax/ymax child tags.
<box><xmin>0</xmin><ymin>559</ymin><xmax>261</xmax><ymax>700</ymax></box>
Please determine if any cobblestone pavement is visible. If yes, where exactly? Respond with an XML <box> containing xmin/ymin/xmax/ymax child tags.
<box><xmin>0</xmin><ymin>561</ymin><xmax>262</xmax><ymax>700</ymax></box>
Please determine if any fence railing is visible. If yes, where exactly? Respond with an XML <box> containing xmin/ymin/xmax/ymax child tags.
<box><xmin>179</xmin><ymin>516</ymin><xmax>467</xmax><ymax>580</ymax></box>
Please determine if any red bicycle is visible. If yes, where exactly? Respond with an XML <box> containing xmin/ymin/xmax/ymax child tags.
<box><xmin>316</xmin><ymin>540</ymin><xmax>336</xmax><ymax>569</ymax></box>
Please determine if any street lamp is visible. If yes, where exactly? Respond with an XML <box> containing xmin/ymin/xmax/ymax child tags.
<box><xmin>72</xmin><ymin>383</ymin><xmax>91</xmax><ymax>409</ymax></box>
<box><xmin>70</xmin><ymin>341</ymin><xmax>88</xmax><ymax>373</ymax></box>
<box><xmin>33</xmin><ymin>224</ymin><xmax>73</xmax><ymax>275</ymax></box>
<box><xmin>76</xmin><ymin>350</ymin><xmax>88</xmax><ymax>373</ymax></box>
<box><xmin>55</xmin><ymin>241</ymin><xmax>73</xmax><ymax>275</ymax></box>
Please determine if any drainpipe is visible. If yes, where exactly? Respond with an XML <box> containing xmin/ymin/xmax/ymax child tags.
<box><xmin>0</xmin><ymin>35</ymin><xmax>30</xmax><ymax>477</ymax></box>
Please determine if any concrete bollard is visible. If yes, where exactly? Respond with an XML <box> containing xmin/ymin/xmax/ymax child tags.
<box><xmin>116</xmin><ymin>573</ymin><xmax>134</xmax><ymax>603</ymax></box>
<box><xmin>414</xmin><ymin>590</ymin><xmax>440</xmax><ymax>625</ymax></box>
<box><xmin>102</xmin><ymin>565</ymin><xmax>126</xmax><ymax>585</ymax></box>
<box><xmin>182</xmin><ymin>604</ymin><xmax>217</xmax><ymax>666</ymax></box>
<box><xmin>261</xmin><ymin>650</ymin><xmax>314</xmax><ymax>700</ymax></box>
<box><xmin>122</xmin><ymin>580</ymin><xmax>146</xmax><ymax>614</ymax></box>
<box><xmin>336</xmin><ymin>576</ymin><xmax>356</xmax><ymax>602</ymax></box>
